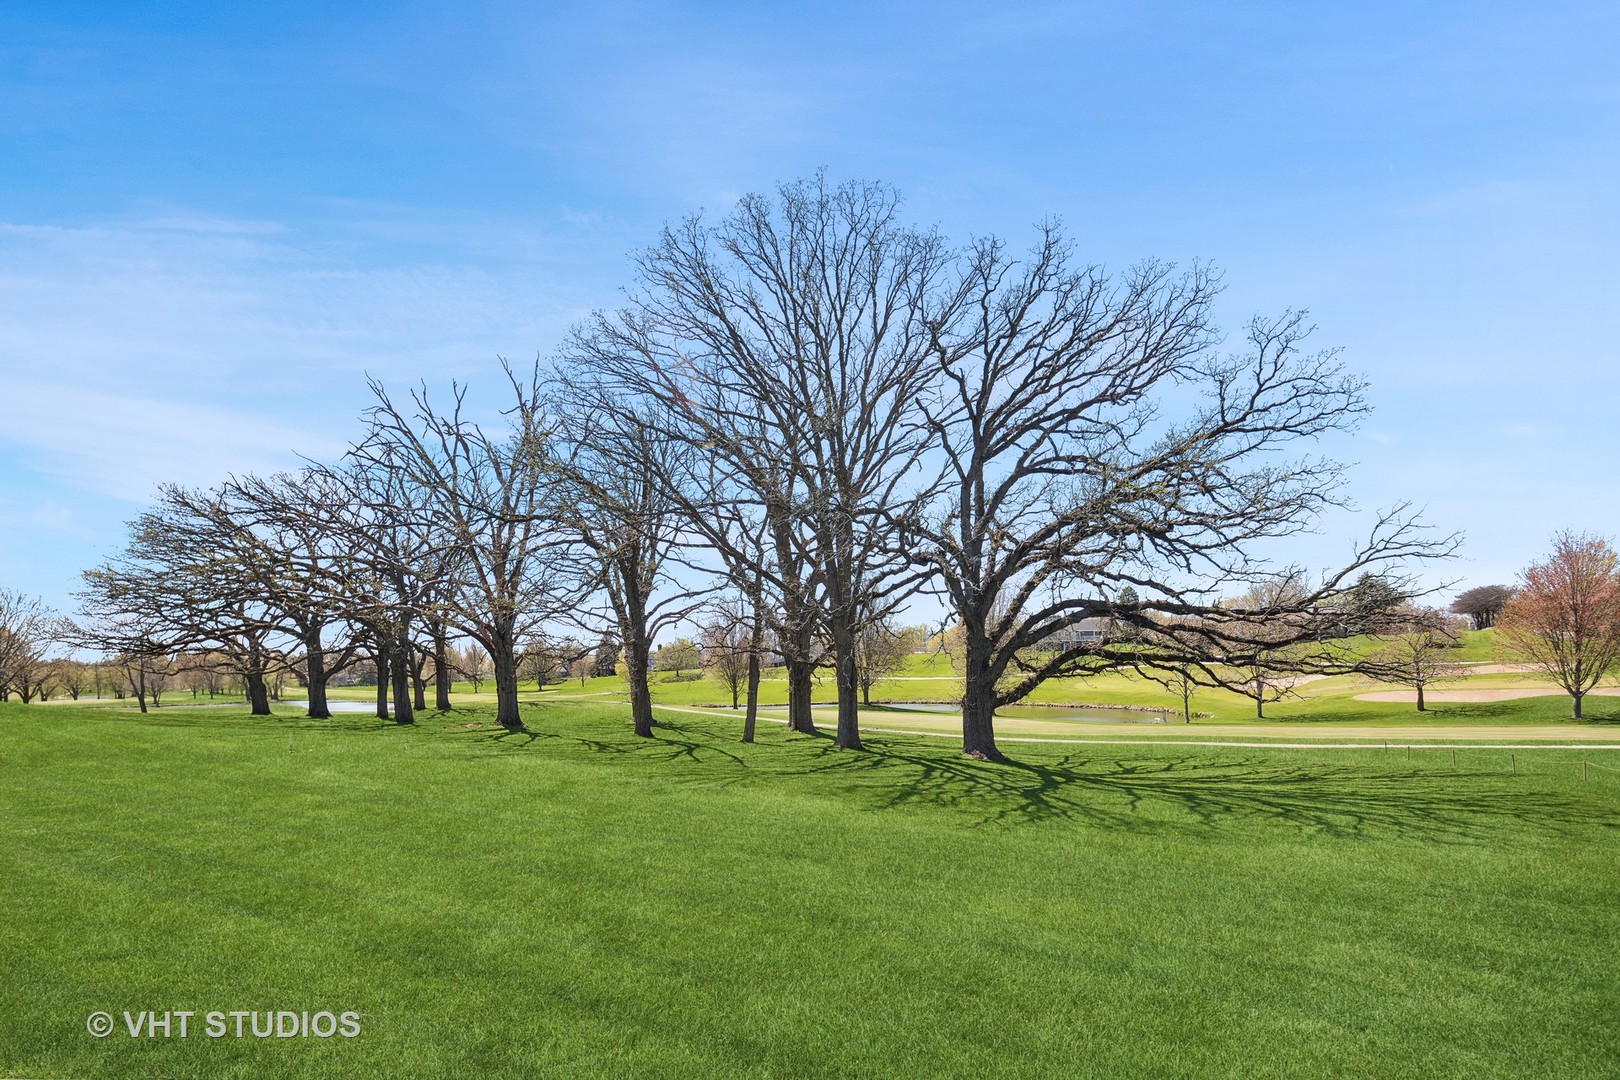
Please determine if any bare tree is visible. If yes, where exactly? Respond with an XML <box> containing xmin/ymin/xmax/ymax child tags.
<box><xmin>516</xmin><ymin>638</ymin><xmax>565</xmax><ymax>689</ymax></box>
<box><xmin>348</xmin><ymin>364</ymin><xmax>586</xmax><ymax>730</ymax></box>
<box><xmin>324</xmin><ymin>456</ymin><xmax>446</xmax><ymax>724</ymax></box>
<box><xmin>144</xmin><ymin>654</ymin><xmax>177</xmax><ymax>707</ymax></box>
<box><xmin>77</xmin><ymin>488</ymin><xmax>283</xmax><ymax>715</ymax></box>
<box><xmin>1146</xmin><ymin>662</ymin><xmax>1203</xmax><ymax>724</ymax></box>
<box><xmin>1212</xmin><ymin>578</ymin><xmax>1321</xmax><ymax>720</ymax></box>
<box><xmin>0</xmin><ymin>591</ymin><xmax>58</xmax><ymax>704</ymax></box>
<box><xmin>701</xmin><ymin>609</ymin><xmax>751</xmax><ymax>710</ymax></box>
<box><xmin>1496</xmin><ymin>532</ymin><xmax>1620</xmax><ymax>719</ymax></box>
<box><xmin>1362</xmin><ymin>606</ymin><xmax>1466</xmax><ymax>711</ymax></box>
<box><xmin>697</xmin><ymin>592</ymin><xmax>771</xmax><ymax>736</ymax></box>
<box><xmin>454</xmin><ymin>641</ymin><xmax>491</xmax><ymax>693</ymax></box>
<box><xmin>855</xmin><ymin>620</ymin><xmax>926</xmax><ymax>705</ymax></box>
<box><xmin>213</xmin><ymin>471</ymin><xmax>370</xmax><ymax>718</ymax></box>
<box><xmin>555</xmin><ymin>398</ymin><xmax>709</xmax><ymax>737</ymax></box>
<box><xmin>115</xmin><ymin>650</ymin><xmax>154</xmax><ymax>712</ymax></box>
<box><xmin>427</xmin><ymin>619</ymin><xmax>455</xmax><ymax>710</ymax></box>
<box><xmin>89</xmin><ymin>643</ymin><xmax>179</xmax><ymax>713</ymax></box>
<box><xmin>56</xmin><ymin>658</ymin><xmax>90</xmax><ymax>701</ymax></box>
<box><xmin>908</xmin><ymin>226</ymin><xmax>1455</xmax><ymax>759</ymax></box>
<box><xmin>569</xmin><ymin>176</ymin><xmax>959</xmax><ymax>749</ymax></box>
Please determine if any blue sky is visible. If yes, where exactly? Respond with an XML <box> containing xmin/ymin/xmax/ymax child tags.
<box><xmin>2</xmin><ymin>0</ymin><xmax>1617</xmax><ymax>616</ymax></box>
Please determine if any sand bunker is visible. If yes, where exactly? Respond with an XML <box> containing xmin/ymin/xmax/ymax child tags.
<box><xmin>1354</xmin><ymin>687</ymin><xmax>1620</xmax><ymax>703</ymax></box>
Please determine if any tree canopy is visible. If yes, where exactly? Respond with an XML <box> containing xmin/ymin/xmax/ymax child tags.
<box><xmin>1450</xmin><ymin>584</ymin><xmax>1515</xmax><ymax>630</ymax></box>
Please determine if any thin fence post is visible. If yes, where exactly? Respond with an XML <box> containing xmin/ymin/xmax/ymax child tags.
<box><xmin>1451</xmin><ymin>748</ymin><xmax>1456</xmax><ymax>767</ymax></box>
<box><xmin>1512</xmin><ymin>753</ymin><xmax>1516</xmax><ymax>776</ymax></box>
<box><xmin>1584</xmin><ymin>760</ymin><xmax>1588</xmax><ymax>782</ymax></box>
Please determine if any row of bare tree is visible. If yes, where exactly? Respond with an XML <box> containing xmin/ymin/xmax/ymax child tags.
<box><xmin>0</xmin><ymin>587</ymin><xmax>327</xmax><ymax>706</ymax></box>
<box><xmin>58</xmin><ymin>176</ymin><xmax>1463</xmax><ymax>758</ymax></box>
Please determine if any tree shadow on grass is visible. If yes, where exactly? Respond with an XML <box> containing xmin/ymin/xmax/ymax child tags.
<box><xmin>1430</xmin><ymin>698</ymin><xmax>1620</xmax><ymax>724</ymax></box>
<box><xmin>465</xmin><ymin>701</ymin><xmax>753</xmax><ymax>769</ymax></box>
<box><xmin>790</xmin><ymin>737</ymin><xmax>1620</xmax><ymax>842</ymax></box>
<box><xmin>449</xmin><ymin>709</ymin><xmax>1618</xmax><ymax>844</ymax></box>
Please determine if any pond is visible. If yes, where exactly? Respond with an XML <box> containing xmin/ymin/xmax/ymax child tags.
<box><xmin>282</xmin><ymin>700</ymin><xmax>377</xmax><ymax>713</ymax></box>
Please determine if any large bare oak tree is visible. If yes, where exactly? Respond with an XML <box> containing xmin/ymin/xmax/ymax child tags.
<box><xmin>908</xmin><ymin>227</ymin><xmax>1456</xmax><ymax>758</ymax></box>
<box><xmin>569</xmin><ymin>176</ymin><xmax>957</xmax><ymax>749</ymax></box>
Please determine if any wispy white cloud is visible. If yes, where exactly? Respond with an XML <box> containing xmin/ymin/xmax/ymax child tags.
<box><xmin>0</xmin><ymin>380</ymin><xmax>344</xmax><ymax>502</ymax></box>
<box><xmin>0</xmin><ymin>207</ymin><xmax>612</xmax><ymax>414</ymax></box>
<box><xmin>0</xmin><ymin>497</ymin><xmax>90</xmax><ymax>539</ymax></box>
<box><xmin>0</xmin><ymin>215</ymin><xmax>593</xmax><ymax>396</ymax></box>
<box><xmin>0</xmin><ymin>210</ymin><xmax>617</xmax><ymax>503</ymax></box>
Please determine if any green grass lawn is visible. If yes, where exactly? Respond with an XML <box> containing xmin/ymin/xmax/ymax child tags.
<box><xmin>1454</xmin><ymin>629</ymin><xmax>1497</xmax><ymax>662</ymax></box>
<box><xmin>3</xmin><ymin>699</ymin><xmax>1618</xmax><ymax>1078</ymax></box>
<box><xmin>495</xmin><ymin>652</ymin><xmax>1612</xmax><ymax>729</ymax></box>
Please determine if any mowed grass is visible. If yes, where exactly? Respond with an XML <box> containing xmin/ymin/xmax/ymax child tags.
<box><xmin>494</xmin><ymin>627</ymin><xmax>1580</xmax><ymax>726</ymax></box>
<box><xmin>4</xmin><ymin>699</ymin><xmax>1619</xmax><ymax>1078</ymax></box>
<box><xmin>114</xmin><ymin>627</ymin><xmax>1560</xmax><ymax>728</ymax></box>
<box><xmin>507</xmin><ymin>664</ymin><xmax>1619</xmax><ymax>732</ymax></box>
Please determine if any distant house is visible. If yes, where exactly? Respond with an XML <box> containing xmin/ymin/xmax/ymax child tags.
<box><xmin>1046</xmin><ymin>617</ymin><xmax>1111</xmax><ymax>652</ymax></box>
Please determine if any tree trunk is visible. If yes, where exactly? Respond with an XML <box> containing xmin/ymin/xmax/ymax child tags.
<box><xmin>245</xmin><ymin>668</ymin><xmax>272</xmax><ymax>716</ymax></box>
<box><xmin>374</xmin><ymin>646</ymin><xmax>390</xmax><ymax>720</ymax></box>
<box><xmin>304</xmin><ymin>632</ymin><xmax>330</xmax><ymax>719</ymax></box>
<box><xmin>1416</xmin><ymin>683</ymin><xmax>1426</xmax><ymax>712</ymax></box>
<box><xmin>785</xmin><ymin>659</ymin><xmax>817</xmax><ymax>734</ymax></box>
<box><xmin>742</xmin><ymin>650</ymin><xmax>760</xmax><ymax>744</ymax></box>
<box><xmin>1573</xmin><ymin>692</ymin><xmax>1583</xmax><ymax>720</ymax></box>
<box><xmin>961</xmin><ymin>630</ymin><xmax>1003</xmax><ymax>761</ymax></box>
<box><xmin>769</xmin><ymin>516</ymin><xmax>819</xmax><ymax>736</ymax></box>
<box><xmin>391</xmin><ymin>633</ymin><xmax>415</xmax><ymax>725</ymax></box>
<box><xmin>830</xmin><ymin>618</ymin><xmax>863</xmax><ymax>750</ymax></box>
<box><xmin>741</xmin><ymin>603</ymin><xmax>764</xmax><ymax>744</ymax></box>
<box><xmin>622</xmin><ymin>630</ymin><xmax>654</xmax><ymax>738</ymax></box>
<box><xmin>962</xmin><ymin>690</ymin><xmax>1002</xmax><ymax>761</ymax></box>
<box><xmin>411</xmin><ymin>647</ymin><xmax>427</xmax><ymax>712</ymax></box>
<box><xmin>434</xmin><ymin>628</ymin><xmax>452</xmax><ymax>711</ymax></box>
<box><xmin>490</xmin><ymin>621</ymin><xmax>521</xmax><ymax>729</ymax></box>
